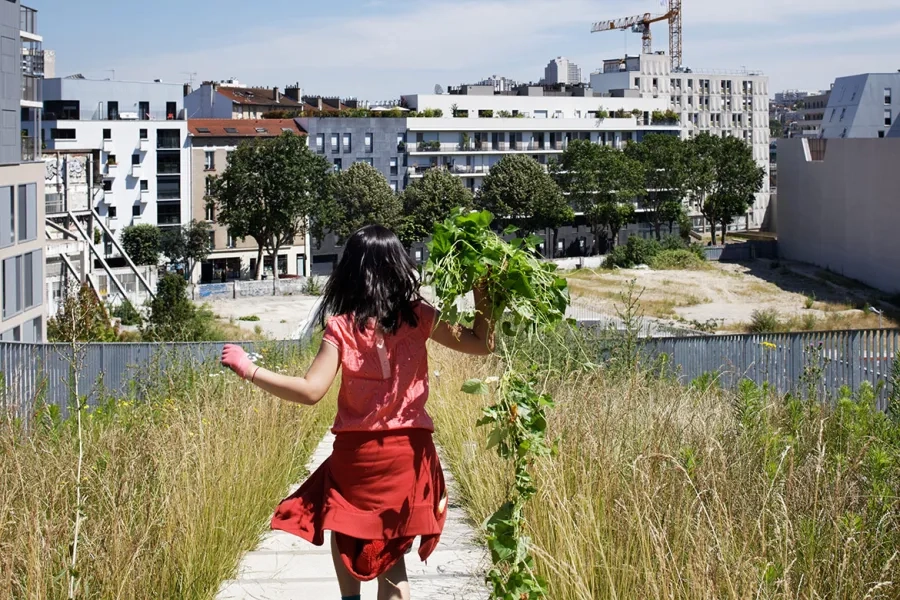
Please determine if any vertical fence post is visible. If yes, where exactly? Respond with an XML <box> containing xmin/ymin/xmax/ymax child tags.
<box><xmin>849</xmin><ymin>330</ymin><xmax>861</xmax><ymax>392</ymax></box>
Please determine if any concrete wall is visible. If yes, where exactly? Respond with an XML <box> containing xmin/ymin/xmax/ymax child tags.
<box><xmin>777</xmin><ymin>138</ymin><xmax>900</xmax><ymax>293</ymax></box>
<box><xmin>184</xmin><ymin>85</ymin><xmax>234</xmax><ymax>120</ymax></box>
<box><xmin>42</xmin><ymin>78</ymin><xmax>185</xmax><ymax>120</ymax></box>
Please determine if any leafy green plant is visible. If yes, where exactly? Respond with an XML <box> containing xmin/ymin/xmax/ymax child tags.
<box><xmin>749</xmin><ymin>309</ymin><xmax>781</xmax><ymax>333</ymax></box>
<box><xmin>302</xmin><ymin>276</ymin><xmax>322</xmax><ymax>296</ymax></box>
<box><xmin>605</xmin><ymin>236</ymin><xmax>662</xmax><ymax>269</ymax></box>
<box><xmin>804</xmin><ymin>292</ymin><xmax>816</xmax><ymax>309</ymax></box>
<box><xmin>648</xmin><ymin>249</ymin><xmax>706</xmax><ymax>270</ymax></box>
<box><xmin>110</xmin><ymin>300</ymin><xmax>143</xmax><ymax>327</ymax></box>
<box><xmin>426</xmin><ymin>208</ymin><xmax>571</xmax><ymax>599</ymax></box>
<box><xmin>238</xmin><ymin>315</ymin><xmax>260</xmax><ymax>322</ymax></box>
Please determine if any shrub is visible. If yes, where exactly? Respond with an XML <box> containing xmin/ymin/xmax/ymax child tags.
<box><xmin>48</xmin><ymin>284</ymin><xmax>119</xmax><ymax>342</ymax></box>
<box><xmin>804</xmin><ymin>292</ymin><xmax>816</xmax><ymax>310</ymax></box>
<box><xmin>238</xmin><ymin>315</ymin><xmax>260</xmax><ymax>322</ymax></box>
<box><xmin>121</xmin><ymin>224</ymin><xmax>161</xmax><ymax>266</ymax></box>
<box><xmin>605</xmin><ymin>236</ymin><xmax>662</xmax><ymax>269</ymax></box>
<box><xmin>110</xmin><ymin>300</ymin><xmax>143</xmax><ymax>326</ymax></box>
<box><xmin>142</xmin><ymin>274</ymin><xmax>220</xmax><ymax>341</ymax></box>
<box><xmin>649</xmin><ymin>249</ymin><xmax>706</xmax><ymax>270</ymax></box>
<box><xmin>749</xmin><ymin>308</ymin><xmax>781</xmax><ymax>333</ymax></box>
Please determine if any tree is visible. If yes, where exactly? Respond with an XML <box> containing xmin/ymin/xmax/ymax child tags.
<box><xmin>684</xmin><ymin>133</ymin><xmax>720</xmax><ymax>243</ymax></box>
<box><xmin>142</xmin><ymin>274</ymin><xmax>210</xmax><ymax>341</ymax></box>
<box><xmin>120</xmin><ymin>224</ymin><xmax>161</xmax><ymax>266</ymax></box>
<box><xmin>398</xmin><ymin>167</ymin><xmax>473</xmax><ymax>248</ymax></box>
<box><xmin>160</xmin><ymin>220</ymin><xmax>212</xmax><ymax>277</ymax></box>
<box><xmin>769</xmin><ymin>119</ymin><xmax>784</xmax><ymax>139</ymax></box>
<box><xmin>47</xmin><ymin>284</ymin><xmax>118</xmax><ymax>342</ymax></box>
<box><xmin>328</xmin><ymin>162</ymin><xmax>403</xmax><ymax>242</ymax></box>
<box><xmin>207</xmin><ymin>132</ymin><xmax>334</xmax><ymax>280</ymax></box>
<box><xmin>624</xmin><ymin>134</ymin><xmax>689</xmax><ymax>240</ymax></box>
<box><xmin>476</xmin><ymin>154</ymin><xmax>571</xmax><ymax>238</ymax></box>
<box><xmin>555</xmin><ymin>140</ymin><xmax>644</xmax><ymax>252</ymax></box>
<box><xmin>710</xmin><ymin>136</ymin><xmax>765</xmax><ymax>243</ymax></box>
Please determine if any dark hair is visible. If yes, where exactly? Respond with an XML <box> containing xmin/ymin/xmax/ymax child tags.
<box><xmin>315</xmin><ymin>225</ymin><xmax>420</xmax><ymax>334</ymax></box>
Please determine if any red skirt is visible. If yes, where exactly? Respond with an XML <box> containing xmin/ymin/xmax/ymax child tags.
<box><xmin>270</xmin><ymin>429</ymin><xmax>448</xmax><ymax>581</ymax></box>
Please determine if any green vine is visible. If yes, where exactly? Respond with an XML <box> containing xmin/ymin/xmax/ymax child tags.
<box><xmin>426</xmin><ymin>208</ymin><xmax>570</xmax><ymax>599</ymax></box>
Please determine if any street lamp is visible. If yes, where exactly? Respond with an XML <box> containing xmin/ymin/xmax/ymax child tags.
<box><xmin>869</xmin><ymin>306</ymin><xmax>884</xmax><ymax>329</ymax></box>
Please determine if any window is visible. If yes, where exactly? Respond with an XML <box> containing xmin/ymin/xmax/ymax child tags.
<box><xmin>227</xmin><ymin>230</ymin><xmax>236</xmax><ymax>248</ymax></box>
<box><xmin>224</xmin><ymin>127</ymin><xmax>238</xmax><ymax>134</ymax></box>
<box><xmin>107</xmin><ymin>101</ymin><xmax>119</xmax><ymax>120</ymax></box>
<box><xmin>885</xmin><ymin>87</ymin><xmax>892</xmax><ymax>105</ymax></box>
<box><xmin>102</xmin><ymin>179</ymin><xmax>112</xmax><ymax>192</ymax></box>
<box><xmin>226</xmin><ymin>150</ymin><xmax>234</xmax><ymax>164</ymax></box>
<box><xmin>365</xmin><ymin>132</ymin><xmax>373</xmax><ymax>152</ymax></box>
<box><xmin>166</xmin><ymin>102</ymin><xmax>177</xmax><ymax>119</ymax></box>
<box><xmin>140</xmin><ymin>179</ymin><xmax>148</xmax><ymax>192</ymax></box>
<box><xmin>108</xmin><ymin>206</ymin><xmax>117</xmax><ymax>219</ymax></box>
<box><xmin>390</xmin><ymin>157</ymin><xmax>398</xmax><ymax>176</ymax></box>
<box><xmin>255</xmin><ymin>127</ymin><xmax>268</xmax><ymax>134</ymax></box>
<box><xmin>331</xmin><ymin>133</ymin><xmax>339</xmax><ymax>153</ymax></box>
<box><xmin>359</xmin><ymin>157</ymin><xmax>373</xmax><ymax>167</ymax></box>
<box><xmin>333</xmin><ymin>158</ymin><xmax>342</xmax><ymax>172</ymax></box>
<box><xmin>205</xmin><ymin>202</ymin><xmax>215</xmax><ymax>221</ymax></box>
<box><xmin>839</xmin><ymin>108</ymin><xmax>846</xmax><ymax>122</ymax></box>
<box><xmin>157</xmin><ymin>152</ymin><xmax>180</xmax><ymax>174</ymax></box>
<box><xmin>0</xmin><ymin>186</ymin><xmax>12</xmax><ymax>248</ymax></box>
<box><xmin>397</xmin><ymin>133</ymin><xmax>406</xmax><ymax>152</ymax></box>
<box><xmin>342</xmin><ymin>133</ymin><xmax>352</xmax><ymax>153</ymax></box>
<box><xmin>885</xmin><ymin>109</ymin><xmax>892</xmax><ymax>126</ymax></box>
<box><xmin>205</xmin><ymin>150</ymin><xmax>215</xmax><ymax>170</ymax></box>
<box><xmin>103</xmin><ymin>128</ymin><xmax>111</xmax><ymax>140</ymax></box>
<box><xmin>157</xmin><ymin>202</ymin><xmax>181</xmax><ymax>226</ymax></box>
<box><xmin>17</xmin><ymin>184</ymin><xmax>36</xmax><ymax>242</ymax></box>
<box><xmin>157</xmin><ymin>177</ymin><xmax>181</xmax><ymax>199</ymax></box>
<box><xmin>157</xmin><ymin>129</ymin><xmax>180</xmax><ymax>149</ymax></box>
<box><xmin>50</xmin><ymin>128</ymin><xmax>75</xmax><ymax>140</ymax></box>
<box><xmin>315</xmin><ymin>133</ymin><xmax>325</xmax><ymax>153</ymax></box>
<box><xmin>132</xmin><ymin>204</ymin><xmax>141</xmax><ymax>217</ymax></box>
<box><xmin>108</xmin><ymin>154</ymin><xmax>117</xmax><ymax>166</ymax></box>
<box><xmin>208</xmin><ymin>231</ymin><xmax>216</xmax><ymax>250</ymax></box>
<box><xmin>131</xmin><ymin>153</ymin><xmax>140</xmax><ymax>165</ymax></box>
<box><xmin>195</xmin><ymin>127</ymin><xmax>210</xmax><ymax>134</ymax></box>
<box><xmin>878</xmin><ymin>131</ymin><xmax>885</xmax><ymax>138</ymax></box>
<box><xmin>140</xmin><ymin>128</ymin><xmax>148</xmax><ymax>140</ymax></box>
<box><xmin>139</xmin><ymin>101</ymin><xmax>150</xmax><ymax>120</ymax></box>
<box><xmin>23</xmin><ymin>252</ymin><xmax>32</xmax><ymax>311</ymax></box>
<box><xmin>2</xmin><ymin>256</ymin><xmax>21</xmax><ymax>319</ymax></box>
<box><xmin>652</xmin><ymin>78</ymin><xmax>658</xmax><ymax>88</ymax></box>
<box><xmin>390</xmin><ymin>181</ymin><xmax>398</xmax><ymax>193</ymax></box>
<box><xmin>829</xmin><ymin>109</ymin><xmax>835</xmax><ymax>122</ymax></box>
<box><xmin>634</xmin><ymin>77</ymin><xmax>640</xmax><ymax>87</ymax></box>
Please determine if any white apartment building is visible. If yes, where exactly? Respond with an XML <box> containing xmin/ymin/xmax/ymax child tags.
<box><xmin>591</xmin><ymin>53</ymin><xmax>771</xmax><ymax>229</ymax></box>
<box><xmin>544</xmin><ymin>57</ymin><xmax>582</xmax><ymax>85</ymax></box>
<box><xmin>820</xmin><ymin>73</ymin><xmax>900</xmax><ymax>139</ymax></box>
<box><xmin>402</xmin><ymin>88</ymin><xmax>674</xmax><ymax>194</ymax></box>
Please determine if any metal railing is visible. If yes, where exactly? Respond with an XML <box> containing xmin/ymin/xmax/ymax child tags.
<box><xmin>21</xmin><ymin>136</ymin><xmax>38</xmax><ymax>162</ymax></box>
<box><xmin>20</xmin><ymin>5</ymin><xmax>37</xmax><ymax>35</ymax></box>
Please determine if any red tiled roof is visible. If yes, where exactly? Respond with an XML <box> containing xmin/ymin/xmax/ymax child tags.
<box><xmin>215</xmin><ymin>86</ymin><xmax>303</xmax><ymax>107</ymax></box>
<box><xmin>188</xmin><ymin>119</ymin><xmax>304</xmax><ymax>137</ymax></box>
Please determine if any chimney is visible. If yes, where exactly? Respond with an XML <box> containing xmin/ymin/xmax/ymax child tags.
<box><xmin>274</xmin><ymin>86</ymin><xmax>281</xmax><ymax>103</ymax></box>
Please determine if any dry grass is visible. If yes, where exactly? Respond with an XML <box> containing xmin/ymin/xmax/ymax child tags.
<box><xmin>0</xmin><ymin>348</ymin><xmax>334</xmax><ymax>599</ymax></box>
<box><xmin>568</xmin><ymin>279</ymin><xmax>706</xmax><ymax>319</ymax></box>
<box><xmin>428</xmin><ymin>344</ymin><xmax>899</xmax><ymax>600</ymax></box>
<box><xmin>726</xmin><ymin>308</ymin><xmax>899</xmax><ymax>333</ymax></box>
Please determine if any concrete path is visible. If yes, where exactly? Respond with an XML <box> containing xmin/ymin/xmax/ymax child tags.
<box><xmin>216</xmin><ymin>433</ymin><xmax>489</xmax><ymax>599</ymax></box>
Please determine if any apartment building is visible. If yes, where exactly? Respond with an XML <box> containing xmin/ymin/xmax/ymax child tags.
<box><xmin>0</xmin><ymin>2</ymin><xmax>45</xmax><ymax>342</ymax></box>
<box><xmin>188</xmin><ymin>119</ymin><xmax>309</xmax><ymax>282</ymax></box>
<box><xmin>299</xmin><ymin>86</ymin><xmax>677</xmax><ymax>273</ymax></box>
<box><xmin>797</xmin><ymin>90</ymin><xmax>831</xmax><ymax>137</ymax></box>
<box><xmin>820</xmin><ymin>73</ymin><xmax>900</xmax><ymax>139</ymax></box>
<box><xmin>591</xmin><ymin>53</ymin><xmax>771</xmax><ymax>230</ymax></box>
<box><xmin>185</xmin><ymin>80</ymin><xmax>305</xmax><ymax>119</ymax></box>
<box><xmin>544</xmin><ymin>57</ymin><xmax>582</xmax><ymax>85</ymax></box>
<box><xmin>32</xmin><ymin>78</ymin><xmax>191</xmax><ymax>240</ymax></box>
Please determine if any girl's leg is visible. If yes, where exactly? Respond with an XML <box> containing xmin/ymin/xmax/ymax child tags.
<box><xmin>377</xmin><ymin>556</ymin><xmax>410</xmax><ymax>600</ymax></box>
<box><xmin>330</xmin><ymin>533</ymin><xmax>361</xmax><ymax>598</ymax></box>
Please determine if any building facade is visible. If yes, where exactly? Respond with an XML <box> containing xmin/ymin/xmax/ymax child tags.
<box><xmin>544</xmin><ymin>57</ymin><xmax>582</xmax><ymax>85</ymax></box>
<box><xmin>820</xmin><ymin>73</ymin><xmax>900</xmax><ymax>139</ymax></box>
<box><xmin>778</xmin><ymin>138</ymin><xmax>900</xmax><ymax>294</ymax></box>
<box><xmin>0</xmin><ymin>2</ymin><xmax>44</xmax><ymax>342</ymax></box>
<box><xmin>797</xmin><ymin>90</ymin><xmax>830</xmax><ymax>137</ymax></box>
<box><xmin>185</xmin><ymin>80</ymin><xmax>305</xmax><ymax>119</ymax></box>
<box><xmin>188</xmin><ymin>119</ymin><xmax>309</xmax><ymax>282</ymax></box>
<box><xmin>591</xmin><ymin>53</ymin><xmax>771</xmax><ymax>230</ymax></box>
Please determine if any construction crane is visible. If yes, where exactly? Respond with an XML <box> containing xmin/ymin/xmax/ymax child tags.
<box><xmin>591</xmin><ymin>0</ymin><xmax>683</xmax><ymax>71</ymax></box>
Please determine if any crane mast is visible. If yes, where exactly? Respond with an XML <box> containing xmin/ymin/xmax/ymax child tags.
<box><xmin>591</xmin><ymin>1</ymin><xmax>684</xmax><ymax>71</ymax></box>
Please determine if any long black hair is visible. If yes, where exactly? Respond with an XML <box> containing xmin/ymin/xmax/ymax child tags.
<box><xmin>315</xmin><ymin>225</ymin><xmax>421</xmax><ymax>334</ymax></box>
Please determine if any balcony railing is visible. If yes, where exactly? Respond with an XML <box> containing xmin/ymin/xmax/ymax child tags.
<box><xmin>40</xmin><ymin>108</ymin><xmax>185</xmax><ymax>122</ymax></box>
<box><xmin>20</xmin><ymin>6</ymin><xmax>37</xmax><ymax>35</ymax></box>
<box><xmin>21</xmin><ymin>136</ymin><xmax>38</xmax><ymax>162</ymax></box>
<box><xmin>157</xmin><ymin>136</ymin><xmax>181</xmax><ymax>150</ymax></box>
<box><xmin>22</xmin><ymin>75</ymin><xmax>41</xmax><ymax>104</ymax></box>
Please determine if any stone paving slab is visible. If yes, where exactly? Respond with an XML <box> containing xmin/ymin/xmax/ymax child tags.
<box><xmin>216</xmin><ymin>433</ymin><xmax>489</xmax><ymax>599</ymax></box>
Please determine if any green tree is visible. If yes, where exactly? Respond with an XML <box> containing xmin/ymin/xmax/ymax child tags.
<box><xmin>769</xmin><ymin>118</ymin><xmax>784</xmax><ymax>139</ymax></box>
<box><xmin>477</xmin><ymin>154</ymin><xmax>571</xmax><ymax>238</ymax></box>
<box><xmin>398</xmin><ymin>167</ymin><xmax>473</xmax><ymax>247</ymax></box>
<box><xmin>142</xmin><ymin>274</ymin><xmax>210</xmax><ymax>341</ymax></box>
<box><xmin>47</xmin><ymin>284</ymin><xmax>118</xmax><ymax>342</ymax></box>
<box><xmin>207</xmin><ymin>132</ymin><xmax>334</xmax><ymax>280</ymax></box>
<box><xmin>555</xmin><ymin>140</ymin><xmax>644</xmax><ymax>251</ymax></box>
<box><xmin>624</xmin><ymin>134</ymin><xmax>689</xmax><ymax>240</ymax></box>
<box><xmin>160</xmin><ymin>220</ymin><xmax>212</xmax><ymax>278</ymax></box>
<box><xmin>328</xmin><ymin>162</ymin><xmax>403</xmax><ymax>242</ymax></box>
<box><xmin>710</xmin><ymin>136</ymin><xmax>765</xmax><ymax>243</ymax></box>
<box><xmin>120</xmin><ymin>224</ymin><xmax>161</xmax><ymax>266</ymax></box>
<box><xmin>684</xmin><ymin>133</ymin><xmax>721</xmax><ymax>243</ymax></box>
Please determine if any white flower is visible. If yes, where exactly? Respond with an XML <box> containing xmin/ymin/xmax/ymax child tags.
<box><xmin>484</xmin><ymin>376</ymin><xmax>500</xmax><ymax>385</ymax></box>
<box><xmin>248</xmin><ymin>352</ymin><xmax>263</xmax><ymax>363</ymax></box>
<box><xmin>433</xmin><ymin>370</ymin><xmax>441</xmax><ymax>379</ymax></box>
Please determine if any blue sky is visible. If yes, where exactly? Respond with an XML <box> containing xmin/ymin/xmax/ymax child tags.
<box><xmin>28</xmin><ymin>0</ymin><xmax>900</xmax><ymax>99</ymax></box>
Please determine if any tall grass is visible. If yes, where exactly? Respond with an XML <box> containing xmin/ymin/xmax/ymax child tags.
<box><xmin>0</xmin><ymin>347</ymin><xmax>334</xmax><ymax>599</ymax></box>
<box><xmin>428</xmin><ymin>340</ymin><xmax>899</xmax><ymax>600</ymax></box>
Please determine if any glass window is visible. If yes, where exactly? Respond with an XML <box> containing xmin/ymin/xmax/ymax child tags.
<box><xmin>132</xmin><ymin>204</ymin><xmax>141</xmax><ymax>217</ymax></box>
<box><xmin>50</xmin><ymin>128</ymin><xmax>76</xmax><ymax>140</ymax></box>
<box><xmin>315</xmin><ymin>133</ymin><xmax>324</xmax><ymax>153</ymax></box>
<box><xmin>140</xmin><ymin>179</ymin><xmax>148</xmax><ymax>192</ymax></box>
<box><xmin>157</xmin><ymin>202</ymin><xmax>181</xmax><ymax>225</ymax></box>
<box><xmin>333</xmin><ymin>158</ymin><xmax>342</xmax><ymax>172</ymax></box>
<box><xmin>108</xmin><ymin>206</ymin><xmax>117</xmax><ymax>218</ymax></box>
<box><xmin>205</xmin><ymin>150</ymin><xmax>215</xmax><ymax>170</ymax></box>
<box><xmin>342</xmin><ymin>133</ymin><xmax>352</xmax><ymax>153</ymax></box>
<box><xmin>205</xmin><ymin>202</ymin><xmax>215</xmax><ymax>221</ymax></box>
<box><xmin>208</xmin><ymin>231</ymin><xmax>216</xmax><ymax>250</ymax></box>
<box><xmin>17</xmin><ymin>185</ymin><xmax>26</xmax><ymax>241</ymax></box>
<box><xmin>331</xmin><ymin>133</ymin><xmax>339</xmax><ymax>153</ymax></box>
<box><xmin>157</xmin><ymin>177</ymin><xmax>180</xmax><ymax>199</ymax></box>
<box><xmin>365</xmin><ymin>133</ymin><xmax>373</xmax><ymax>152</ymax></box>
<box><xmin>0</xmin><ymin>187</ymin><xmax>12</xmax><ymax>248</ymax></box>
<box><xmin>140</xmin><ymin>128</ymin><xmax>148</xmax><ymax>140</ymax></box>
<box><xmin>132</xmin><ymin>153</ymin><xmax>140</xmax><ymax>165</ymax></box>
<box><xmin>390</xmin><ymin>157</ymin><xmax>398</xmax><ymax>176</ymax></box>
<box><xmin>390</xmin><ymin>181</ymin><xmax>398</xmax><ymax>193</ymax></box>
<box><xmin>23</xmin><ymin>252</ymin><xmax>32</xmax><ymax>309</ymax></box>
<box><xmin>157</xmin><ymin>152</ymin><xmax>180</xmax><ymax>174</ymax></box>
<box><xmin>885</xmin><ymin>87</ymin><xmax>892</xmax><ymax>105</ymax></box>
<box><xmin>885</xmin><ymin>109</ymin><xmax>892</xmax><ymax>126</ymax></box>
<box><xmin>103</xmin><ymin>128</ymin><xmax>111</xmax><ymax>140</ymax></box>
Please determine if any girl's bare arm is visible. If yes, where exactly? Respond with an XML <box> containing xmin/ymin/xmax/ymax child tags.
<box><xmin>249</xmin><ymin>340</ymin><xmax>340</xmax><ymax>405</ymax></box>
<box><xmin>431</xmin><ymin>287</ymin><xmax>495</xmax><ymax>356</ymax></box>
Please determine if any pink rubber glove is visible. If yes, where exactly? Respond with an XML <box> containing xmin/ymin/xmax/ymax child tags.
<box><xmin>221</xmin><ymin>344</ymin><xmax>256</xmax><ymax>380</ymax></box>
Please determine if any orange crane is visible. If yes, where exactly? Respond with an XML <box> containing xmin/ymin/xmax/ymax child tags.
<box><xmin>591</xmin><ymin>0</ymin><xmax>683</xmax><ymax>70</ymax></box>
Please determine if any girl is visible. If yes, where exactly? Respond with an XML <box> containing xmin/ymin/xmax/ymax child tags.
<box><xmin>221</xmin><ymin>225</ymin><xmax>494</xmax><ymax>600</ymax></box>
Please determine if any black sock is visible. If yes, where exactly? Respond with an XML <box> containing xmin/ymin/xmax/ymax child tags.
<box><xmin>341</xmin><ymin>596</ymin><xmax>361</xmax><ymax>600</ymax></box>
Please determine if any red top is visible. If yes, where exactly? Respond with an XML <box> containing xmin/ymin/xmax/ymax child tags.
<box><xmin>323</xmin><ymin>302</ymin><xmax>437</xmax><ymax>433</ymax></box>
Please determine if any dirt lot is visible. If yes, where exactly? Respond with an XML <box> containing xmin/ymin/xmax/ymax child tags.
<box><xmin>566</xmin><ymin>259</ymin><xmax>899</xmax><ymax>334</ymax></box>
<box><xmin>198</xmin><ymin>295</ymin><xmax>321</xmax><ymax>340</ymax></box>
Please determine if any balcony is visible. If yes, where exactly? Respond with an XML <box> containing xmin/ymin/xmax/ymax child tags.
<box><xmin>156</xmin><ymin>134</ymin><xmax>181</xmax><ymax>150</ymax></box>
<box><xmin>102</xmin><ymin>190</ymin><xmax>114</xmax><ymax>204</ymax></box>
<box><xmin>21</xmin><ymin>74</ymin><xmax>41</xmax><ymax>106</ymax></box>
<box><xmin>102</xmin><ymin>139</ymin><xmax>114</xmax><ymax>152</ymax></box>
<box><xmin>21</xmin><ymin>135</ymin><xmax>38</xmax><ymax>162</ymax></box>
<box><xmin>131</xmin><ymin>164</ymin><xmax>142</xmax><ymax>178</ymax></box>
<box><xmin>20</xmin><ymin>6</ymin><xmax>39</xmax><ymax>40</ymax></box>
<box><xmin>140</xmin><ymin>139</ymin><xmax>151</xmax><ymax>152</ymax></box>
<box><xmin>105</xmin><ymin>162</ymin><xmax>118</xmax><ymax>176</ymax></box>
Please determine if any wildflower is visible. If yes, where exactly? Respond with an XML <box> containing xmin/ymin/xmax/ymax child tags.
<box><xmin>433</xmin><ymin>370</ymin><xmax>441</xmax><ymax>379</ymax></box>
<box><xmin>485</xmin><ymin>376</ymin><xmax>500</xmax><ymax>384</ymax></box>
<box><xmin>761</xmin><ymin>342</ymin><xmax>777</xmax><ymax>350</ymax></box>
